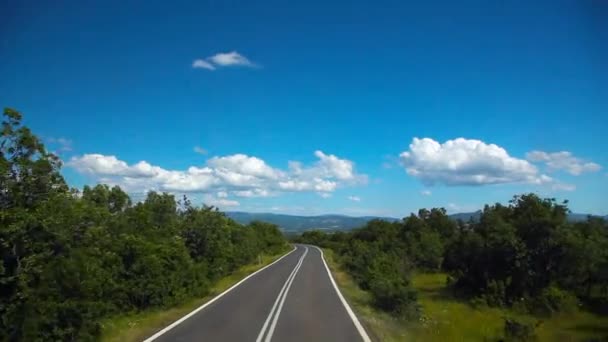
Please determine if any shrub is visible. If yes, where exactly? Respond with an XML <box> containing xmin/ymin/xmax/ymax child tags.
<box><xmin>532</xmin><ymin>286</ymin><xmax>579</xmax><ymax>316</ymax></box>
<box><xmin>483</xmin><ymin>279</ymin><xmax>508</xmax><ymax>307</ymax></box>
<box><xmin>369</xmin><ymin>276</ymin><xmax>419</xmax><ymax>318</ymax></box>
<box><xmin>503</xmin><ymin>318</ymin><xmax>537</xmax><ymax>341</ymax></box>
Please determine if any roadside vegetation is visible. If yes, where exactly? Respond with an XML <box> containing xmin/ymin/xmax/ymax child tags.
<box><xmin>101</xmin><ymin>252</ymin><xmax>287</xmax><ymax>342</ymax></box>
<box><xmin>298</xmin><ymin>194</ymin><xmax>608</xmax><ymax>341</ymax></box>
<box><xmin>0</xmin><ymin>108</ymin><xmax>288</xmax><ymax>341</ymax></box>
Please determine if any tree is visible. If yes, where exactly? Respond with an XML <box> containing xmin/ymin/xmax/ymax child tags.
<box><xmin>0</xmin><ymin>108</ymin><xmax>289</xmax><ymax>340</ymax></box>
<box><xmin>1</xmin><ymin>108</ymin><xmax>69</xmax><ymax>340</ymax></box>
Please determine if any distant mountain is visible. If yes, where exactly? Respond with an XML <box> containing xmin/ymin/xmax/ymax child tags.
<box><xmin>448</xmin><ymin>211</ymin><xmax>482</xmax><ymax>222</ymax></box>
<box><xmin>567</xmin><ymin>213</ymin><xmax>608</xmax><ymax>222</ymax></box>
<box><xmin>225</xmin><ymin>212</ymin><xmax>396</xmax><ymax>232</ymax></box>
<box><xmin>447</xmin><ymin>211</ymin><xmax>606</xmax><ymax>223</ymax></box>
<box><xmin>226</xmin><ymin>211</ymin><xmax>606</xmax><ymax>232</ymax></box>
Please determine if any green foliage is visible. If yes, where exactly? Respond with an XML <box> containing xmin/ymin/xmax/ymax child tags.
<box><xmin>445</xmin><ymin>194</ymin><xmax>608</xmax><ymax>313</ymax></box>
<box><xmin>298</xmin><ymin>219</ymin><xmax>424</xmax><ymax>318</ymax></box>
<box><xmin>0</xmin><ymin>108</ymin><xmax>288</xmax><ymax>341</ymax></box>
<box><xmin>503</xmin><ymin>318</ymin><xmax>537</xmax><ymax>342</ymax></box>
<box><xmin>295</xmin><ymin>207</ymin><xmax>460</xmax><ymax>319</ymax></box>
<box><xmin>531</xmin><ymin>286</ymin><xmax>579</xmax><ymax>317</ymax></box>
<box><xmin>297</xmin><ymin>191</ymin><xmax>608</xmax><ymax>325</ymax></box>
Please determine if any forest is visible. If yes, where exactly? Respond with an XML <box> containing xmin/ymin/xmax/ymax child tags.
<box><xmin>296</xmin><ymin>195</ymin><xmax>608</xmax><ymax>338</ymax></box>
<box><xmin>0</xmin><ymin>108</ymin><xmax>287</xmax><ymax>341</ymax></box>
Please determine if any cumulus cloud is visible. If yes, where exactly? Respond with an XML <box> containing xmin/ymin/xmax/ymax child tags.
<box><xmin>420</xmin><ymin>190</ymin><xmax>432</xmax><ymax>196</ymax></box>
<box><xmin>68</xmin><ymin>150</ymin><xmax>366</xmax><ymax>200</ymax></box>
<box><xmin>399</xmin><ymin>138</ymin><xmax>552</xmax><ymax>186</ymax></box>
<box><xmin>68</xmin><ymin>154</ymin><xmax>161</xmax><ymax>178</ymax></box>
<box><xmin>281</xmin><ymin>151</ymin><xmax>367</xmax><ymax>189</ymax></box>
<box><xmin>232</xmin><ymin>189</ymin><xmax>272</xmax><ymax>198</ymax></box>
<box><xmin>526</xmin><ymin>151</ymin><xmax>601</xmax><ymax>175</ymax></box>
<box><xmin>347</xmin><ymin>196</ymin><xmax>361</xmax><ymax>202</ymax></box>
<box><xmin>192</xmin><ymin>51</ymin><xmax>257</xmax><ymax>71</ymax></box>
<box><xmin>208</xmin><ymin>154</ymin><xmax>281</xmax><ymax>181</ymax></box>
<box><xmin>314</xmin><ymin>150</ymin><xmax>356</xmax><ymax>180</ymax></box>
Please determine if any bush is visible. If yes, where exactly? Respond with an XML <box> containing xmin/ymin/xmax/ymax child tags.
<box><xmin>369</xmin><ymin>276</ymin><xmax>419</xmax><ymax>318</ymax></box>
<box><xmin>531</xmin><ymin>286</ymin><xmax>579</xmax><ymax>316</ymax></box>
<box><xmin>483</xmin><ymin>279</ymin><xmax>509</xmax><ymax>307</ymax></box>
<box><xmin>503</xmin><ymin>318</ymin><xmax>537</xmax><ymax>341</ymax></box>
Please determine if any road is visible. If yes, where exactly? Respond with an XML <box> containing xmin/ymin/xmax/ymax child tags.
<box><xmin>145</xmin><ymin>244</ymin><xmax>370</xmax><ymax>342</ymax></box>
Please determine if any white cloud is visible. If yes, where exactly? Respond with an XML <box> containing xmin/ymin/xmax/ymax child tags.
<box><xmin>215</xmin><ymin>198</ymin><xmax>240</xmax><ymax>207</ymax></box>
<box><xmin>314</xmin><ymin>150</ymin><xmax>356</xmax><ymax>180</ymax></box>
<box><xmin>232</xmin><ymin>189</ymin><xmax>272</xmax><ymax>198</ymax></box>
<box><xmin>194</xmin><ymin>146</ymin><xmax>208</xmax><ymax>155</ymax></box>
<box><xmin>68</xmin><ymin>154</ymin><xmax>160</xmax><ymax>178</ymax></box>
<box><xmin>526</xmin><ymin>151</ymin><xmax>601</xmax><ymax>175</ymax></box>
<box><xmin>347</xmin><ymin>196</ymin><xmax>361</xmax><ymax>202</ymax></box>
<box><xmin>420</xmin><ymin>190</ymin><xmax>432</xmax><ymax>196</ymax></box>
<box><xmin>208</xmin><ymin>154</ymin><xmax>281</xmax><ymax>180</ymax></box>
<box><xmin>208</xmin><ymin>51</ymin><xmax>255</xmax><ymax>67</ymax></box>
<box><xmin>192</xmin><ymin>59</ymin><xmax>216</xmax><ymax>70</ymax></box>
<box><xmin>278</xmin><ymin>152</ymin><xmax>367</xmax><ymax>191</ymax></box>
<box><xmin>319</xmin><ymin>192</ymin><xmax>332</xmax><ymax>198</ymax></box>
<box><xmin>399</xmin><ymin>137</ymin><xmax>551</xmax><ymax>186</ymax></box>
<box><xmin>551</xmin><ymin>183</ymin><xmax>576</xmax><ymax>192</ymax></box>
<box><xmin>68</xmin><ymin>150</ymin><xmax>366</xmax><ymax>199</ymax></box>
<box><xmin>192</xmin><ymin>51</ymin><xmax>257</xmax><ymax>71</ymax></box>
<box><xmin>202</xmin><ymin>194</ymin><xmax>239</xmax><ymax>207</ymax></box>
<box><xmin>277</xmin><ymin>178</ymin><xmax>338</xmax><ymax>192</ymax></box>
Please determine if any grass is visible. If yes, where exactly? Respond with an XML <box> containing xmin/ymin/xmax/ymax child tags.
<box><xmin>322</xmin><ymin>249</ymin><xmax>408</xmax><ymax>342</ymax></box>
<box><xmin>409</xmin><ymin>273</ymin><xmax>608</xmax><ymax>342</ymax></box>
<box><xmin>100</xmin><ymin>248</ymin><xmax>292</xmax><ymax>342</ymax></box>
<box><xmin>322</xmin><ymin>249</ymin><xmax>608</xmax><ymax>342</ymax></box>
<box><xmin>406</xmin><ymin>273</ymin><xmax>509</xmax><ymax>341</ymax></box>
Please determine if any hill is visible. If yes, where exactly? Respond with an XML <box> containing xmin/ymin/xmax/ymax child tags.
<box><xmin>225</xmin><ymin>212</ymin><xmax>396</xmax><ymax>232</ymax></box>
<box><xmin>448</xmin><ymin>211</ymin><xmax>607</xmax><ymax>223</ymax></box>
<box><xmin>226</xmin><ymin>211</ymin><xmax>607</xmax><ymax>232</ymax></box>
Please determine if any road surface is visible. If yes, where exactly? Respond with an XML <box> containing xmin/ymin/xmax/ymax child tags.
<box><xmin>146</xmin><ymin>244</ymin><xmax>370</xmax><ymax>342</ymax></box>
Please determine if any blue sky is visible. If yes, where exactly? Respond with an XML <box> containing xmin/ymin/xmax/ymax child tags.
<box><xmin>2</xmin><ymin>0</ymin><xmax>607</xmax><ymax>217</ymax></box>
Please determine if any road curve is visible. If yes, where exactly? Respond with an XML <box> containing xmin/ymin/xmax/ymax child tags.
<box><xmin>147</xmin><ymin>244</ymin><xmax>370</xmax><ymax>342</ymax></box>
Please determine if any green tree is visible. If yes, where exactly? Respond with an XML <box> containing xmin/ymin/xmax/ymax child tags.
<box><xmin>1</xmin><ymin>108</ymin><xmax>288</xmax><ymax>340</ymax></box>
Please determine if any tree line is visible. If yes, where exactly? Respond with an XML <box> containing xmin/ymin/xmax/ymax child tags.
<box><xmin>0</xmin><ymin>108</ymin><xmax>287</xmax><ymax>341</ymax></box>
<box><xmin>296</xmin><ymin>195</ymin><xmax>608</xmax><ymax>320</ymax></box>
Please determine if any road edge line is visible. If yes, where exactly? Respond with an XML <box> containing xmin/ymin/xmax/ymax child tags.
<box><xmin>312</xmin><ymin>245</ymin><xmax>372</xmax><ymax>342</ymax></box>
<box><xmin>143</xmin><ymin>245</ymin><xmax>298</xmax><ymax>342</ymax></box>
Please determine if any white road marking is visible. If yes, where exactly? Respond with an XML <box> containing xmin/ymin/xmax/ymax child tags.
<box><xmin>264</xmin><ymin>246</ymin><xmax>308</xmax><ymax>342</ymax></box>
<box><xmin>255</xmin><ymin>253</ymin><xmax>302</xmax><ymax>342</ymax></box>
<box><xmin>256</xmin><ymin>246</ymin><xmax>308</xmax><ymax>342</ymax></box>
<box><xmin>312</xmin><ymin>245</ymin><xmax>372</xmax><ymax>342</ymax></box>
<box><xmin>143</xmin><ymin>246</ymin><xmax>297</xmax><ymax>342</ymax></box>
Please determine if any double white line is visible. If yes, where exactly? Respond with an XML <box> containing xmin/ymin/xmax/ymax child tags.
<box><xmin>256</xmin><ymin>246</ymin><xmax>308</xmax><ymax>342</ymax></box>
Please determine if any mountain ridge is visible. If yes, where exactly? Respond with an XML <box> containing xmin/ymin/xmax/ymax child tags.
<box><xmin>226</xmin><ymin>211</ymin><xmax>607</xmax><ymax>232</ymax></box>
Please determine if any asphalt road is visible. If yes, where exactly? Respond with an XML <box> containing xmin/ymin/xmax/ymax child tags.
<box><xmin>147</xmin><ymin>244</ymin><xmax>370</xmax><ymax>342</ymax></box>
